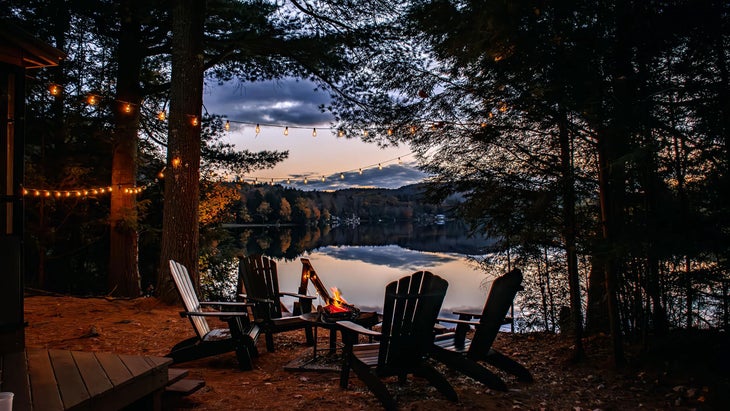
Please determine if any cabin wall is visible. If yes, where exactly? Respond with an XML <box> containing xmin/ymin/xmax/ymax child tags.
<box><xmin>0</xmin><ymin>62</ymin><xmax>25</xmax><ymax>352</ymax></box>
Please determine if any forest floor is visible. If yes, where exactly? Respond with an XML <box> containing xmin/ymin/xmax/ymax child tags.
<box><xmin>24</xmin><ymin>294</ymin><xmax>729</xmax><ymax>410</ymax></box>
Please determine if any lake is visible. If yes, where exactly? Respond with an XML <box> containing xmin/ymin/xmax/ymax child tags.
<box><xmin>227</xmin><ymin>222</ymin><xmax>498</xmax><ymax>317</ymax></box>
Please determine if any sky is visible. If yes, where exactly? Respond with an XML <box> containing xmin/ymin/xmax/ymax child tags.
<box><xmin>202</xmin><ymin>79</ymin><xmax>426</xmax><ymax>190</ymax></box>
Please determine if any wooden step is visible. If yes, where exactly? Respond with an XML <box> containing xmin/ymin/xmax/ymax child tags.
<box><xmin>167</xmin><ymin>368</ymin><xmax>189</xmax><ymax>385</ymax></box>
<box><xmin>165</xmin><ymin>378</ymin><xmax>205</xmax><ymax>396</ymax></box>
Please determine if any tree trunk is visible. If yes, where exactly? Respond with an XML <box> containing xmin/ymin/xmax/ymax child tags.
<box><xmin>585</xmin><ymin>255</ymin><xmax>610</xmax><ymax>334</ymax></box>
<box><xmin>157</xmin><ymin>0</ymin><xmax>206</xmax><ymax>304</ymax></box>
<box><xmin>108</xmin><ymin>0</ymin><xmax>143</xmax><ymax>297</ymax></box>
<box><xmin>558</xmin><ymin>106</ymin><xmax>584</xmax><ymax>360</ymax></box>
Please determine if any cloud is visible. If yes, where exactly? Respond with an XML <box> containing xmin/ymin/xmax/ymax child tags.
<box><xmin>203</xmin><ymin>78</ymin><xmax>333</xmax><ymax>126</ymax></box>
<box><xmin>290</xmin><ymin>162</ymin><xmax>429</xmax><ymax>190</ymax></box>
<box><xmin>322</xmin><ymin>245</ymin><xmax>459</xmax><ymax>270</ymax></box>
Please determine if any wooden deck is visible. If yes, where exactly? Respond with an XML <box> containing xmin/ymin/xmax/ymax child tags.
<box><xmin>0</xmin><ymin>348</ymin><xmax>171</xmax><ymax>411</ymax></box>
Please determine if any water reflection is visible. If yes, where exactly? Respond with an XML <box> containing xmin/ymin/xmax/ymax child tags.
<box><xmin>226</xmin><ymin>222</ymin><xmax>497</xmax><ymax>317</ymax></box>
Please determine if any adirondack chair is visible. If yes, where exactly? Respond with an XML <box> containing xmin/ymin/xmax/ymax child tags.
<box><xmin>338</xmin><ymin>271</ymin><xmax>457</xmax><ymax>410</ymax></box>
<box><xmin>167</xmin><ymin>260</ymin><xmax>261</xmax><ymax>370</ymax></box>
<box><xmin>238</xmin><ymin>254</ymin><xmax>316</xmax><ymax>352</ymax></box>
<box><xmin>431</xmin><ymin>268</ymin><xmax>533</xmax><ymax>391</ymax></box>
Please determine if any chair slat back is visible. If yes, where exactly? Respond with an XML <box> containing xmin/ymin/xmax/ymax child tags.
<box><xmin>169</xmin><ymin>260</ymin><xmax>210</xmax><ymax>338</ymax></box>
<box><xmin>239</xmin><ymin>255</ymin><xmax>283</xmax><ymax>319</ymax></box>
<box><xmin>469</xmin><ymin>268</ymin><xmax>523</xmax><ymax>358</ymax></box>
<box><xmin>300</xmin><ymin>258</ymin><xmax>332</xmax><ymax>303</ymax></box>
<box><xmin>378</xmin><ymin>271</ymin><xmax>448</xmax><ymax>371</ymax></box>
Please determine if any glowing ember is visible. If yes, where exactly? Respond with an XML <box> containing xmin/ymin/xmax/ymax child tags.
<box><xmin>321</xmin><ymin>286</ymin><xmax>360</xmax><ymax>322</ymax></box>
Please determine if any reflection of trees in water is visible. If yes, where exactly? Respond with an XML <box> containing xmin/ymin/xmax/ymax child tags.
<box><xmin>234</xmin><ymin>222</ymin><xmax>494</xmax><ymax>259</ymax></box>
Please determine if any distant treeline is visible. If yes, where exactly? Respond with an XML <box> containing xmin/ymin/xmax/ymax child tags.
<box><xmin>233</xmin><ymin>183</ymin><xmax>460</xmax><ymax>225</ymax></box>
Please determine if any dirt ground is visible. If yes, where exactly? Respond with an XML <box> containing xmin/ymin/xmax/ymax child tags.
<box><xmin>23</xmin><ymin>295</ymin><xmax>727</xmax><ymax>410</ymax></box>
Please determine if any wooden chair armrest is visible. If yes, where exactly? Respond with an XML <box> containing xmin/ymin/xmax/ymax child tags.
<box><xmin>199</xmin><ymin>301</ymin><xmax>254</xmax><ymax>308</ymax></box>
<box><xmin>238</xmin><ymin>294</ymin><xmax>276</xmax><ymax>304</ymax></box>
<box><xmin>179</xmin><ymin>311</ymin><xmax>249</xmax><ymax>318</ymax></box>
<box><xmin>452</xmin><ymin>310</ymin><xmax>482</xmax><ymax>319</ymax></box>
<box><xmin>437</xmin><ymin>317</ymin><xmax>480</xmax><ymax>326</ymax></box>
<box><xmin>337</xmin><ymin>320</ymin><xmax>382</xmax><ymax>338</ymax></box>
<box><xmin>279</xmin><ymin>291</ymin><xmax>317</xmax><ymax>300</ymax></box>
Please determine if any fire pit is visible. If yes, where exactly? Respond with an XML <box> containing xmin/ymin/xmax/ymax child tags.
<box><xmin>320</xmin><ymin>300</ymin><xmax>360</xmax><ymax>323</ymax></box>
<box><xmin>302</xmin><ymin>265</ymin><xmax>362</xmax><ymax>322</ymax></box>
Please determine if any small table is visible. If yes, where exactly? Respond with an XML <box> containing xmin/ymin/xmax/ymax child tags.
<box><xmin>284</xmin><ymin>310</ymin><xmax>380</xmax><ymax>372</ymax></box>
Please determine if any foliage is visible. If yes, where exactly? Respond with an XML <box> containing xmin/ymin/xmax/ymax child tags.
<box><xmin>328</xmin><ymin>0</ymin><xmax>730</xmax><ymax>338</ymax></box>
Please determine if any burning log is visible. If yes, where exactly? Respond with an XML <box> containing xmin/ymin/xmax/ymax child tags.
<box><xmin>301</xmin><ymin>259</ymin><xmax>360</xmax><ymax>322</ymax></box>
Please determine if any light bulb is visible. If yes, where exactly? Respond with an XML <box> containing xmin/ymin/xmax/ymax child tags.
<box><xmin>49</xmin><ymin>84</ymin><xmax>61</xmax><ymax>96</ymax></box>
<box><xmin>158</xmin><ymin>111</ymin><xmax>166</xmax><ymax>121</ymax></box>
<box><xmin>225</xmin><ymin>120</ymin><xmax>230</xmax><ymax>131</ymax></box>
<box><xmin>284</xmin><ymin>126</ymin><xmax>289</xmax><ymax>136</ymax></box>
<box><xmin>87</xmin><ymin>94</ymin><xmax>98</xmax><ymax>105</ymax></box>
<box><xmin>312</xmin><ymin>128</ymin><xmax>317</xmax><ymax>137</ymax></box>
<box><xmin>255</xmin><ymin>123</ymin><xmax>261</xmax><ymax>134</ymax></box>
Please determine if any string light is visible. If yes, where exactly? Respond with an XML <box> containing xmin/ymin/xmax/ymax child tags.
<box><xmin>49</xmin><ymin>83</ymin><xmax>61</xmax><ymax>96</ymax></box>
<box><xmin>122</xmin><ymin>102</ymin><xmax>133</xmax><ymax>113</ymax></box>
<box><xmin>312</xmin><ymin>128</ymin><xmax>317</xmax><ymax>137</ymax></box>
<box><xmin>22</xmin><ymin>185</ymin><xmax>144</xmax><ymax>200</ymax></box>
<box><xmin>189</xmin><ymin>115</ymin><xmax>199</xmax><ymax>126</ymax></box>
<box><xmin>238</xmin><ymin>152</ymin><xmax>417</xmax><ymax>188</ymax></box>
<box><xmin>255</xmin><ymin>123</ymin><xmax>261</xmax><ymax>134</ymax></box>
<box><xmin>158</xmin><ymin>111</ymin><xmax>166</xmax><ymax>121</ymax></box>
<box><xmin>338</xmin><ymin>130</ymin><xmax>344</xmax><ymax>138</ymax></box>
<box><xmin>86</xmin><ymin>94</ymin><xmax>98</xmax><ymax>105</ymax></box>
<box><xmin>225</xmin><ymin>120</ymin><xmax>230</xmax><ymax>131</ymax></box>
<box><xmin>284</xmin><ymin>126</ymin><xmax>289</xmax><ymax>136</ymax></box>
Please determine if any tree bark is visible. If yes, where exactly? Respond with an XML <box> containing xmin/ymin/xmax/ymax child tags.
<box><xmin>558</xmin><ymin>106</ymin><xmax>584</xmax><ymax>360</ymax></box>
<box><xmin>109</xmin><ymin>0</ymin><xmax>143</xmax><ymax>297</ymax></box>
<box><xmin>157</xmin><ymin>0</ymin><xmax>206</xmax><ymax>304</ymax></box>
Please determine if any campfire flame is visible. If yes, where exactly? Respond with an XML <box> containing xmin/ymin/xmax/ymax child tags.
<box><xmin>331</xmin><ymin>287</ymin><xmax>348</xmax><ymax>307</ymax></box>
<box><xmin>324</xmin><ymin>287</ymin><xmax>350</xmax><ymax>313</ymax></box>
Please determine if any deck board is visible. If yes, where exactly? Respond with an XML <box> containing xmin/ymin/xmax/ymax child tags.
<box><xmin>1</xmin><ymin>349</ymin><xmax>171</xmax><ymax>411</ymax></box>
<box><xmin>71</xmin><ymin>351</ymin><xmax>113</xmax><ymax>397</ymax></box>
<box><xmin>26</xmin><ymin>349</ymin><xmax>64</xmax><ymax>411</ymax></box>
<box><xmin>0</xmin><ymin>350</ymin><xmax>32</xmax><ymax>411</ymax></box>
<box><xmin>48</xmin><ymin>349</ymin><xmax>89</xmax><ymax>409</ymax></box>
